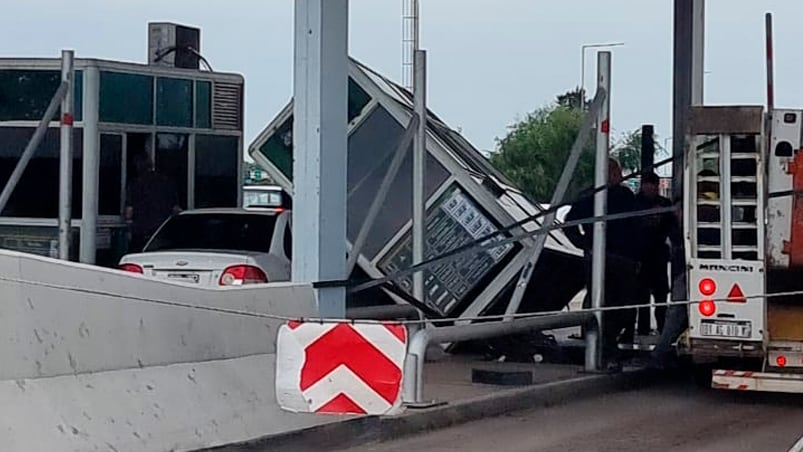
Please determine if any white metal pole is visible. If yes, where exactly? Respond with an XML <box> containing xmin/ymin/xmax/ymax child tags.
<box><xmin>58</xmin><ymin>50</ymin><xmax>75</xmax><ymax>261</ymax></box>
<box><xmin>292</xmin><ymin>0</ymin><xmax>349</xmax><ymax>318</ymax></box>
<box><xmin>80</xmin><ymin>65</ymin><xmax>100</xmax><ymax>264</ymax></box>
<box><xmin>586</xmin><ymin>51</ymin><xmax>611</xmax><ymax>372</ymax></box>
<box><xmin>413</xmin><ymin>49</ymin><xmax>427</xmax><ymax>303</ymax></box>
<box><xmin>580</xmin><ymin>46</ymin><xmax>585</xmax><ymax>108</ymax></box>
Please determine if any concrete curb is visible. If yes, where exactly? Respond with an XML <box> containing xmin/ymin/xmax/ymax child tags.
<box><xmin>202</xmin><ymin>368</ymin><xmax>651</xmax><ymax>452</ymax></box>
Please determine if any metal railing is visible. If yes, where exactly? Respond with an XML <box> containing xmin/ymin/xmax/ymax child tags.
<box><xmin>402</xmin><ymin>311</ymin><xmax>594</xmax><ymax>404</ymax></box>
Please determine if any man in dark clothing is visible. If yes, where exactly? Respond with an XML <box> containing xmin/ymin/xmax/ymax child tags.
<box><xmin>630</xmin><ymin>172</ymin><xmax>673</xmax><ymax>337</ymax></box>
<box><xmin>565</xmin><ymin>158</ymin><xmax>640</xmax><ymax>369</ymax></box>
<box><xmin>124</xmin><ymin>152</ymin><xmax>181</xmax><ymax>252</ymax></box>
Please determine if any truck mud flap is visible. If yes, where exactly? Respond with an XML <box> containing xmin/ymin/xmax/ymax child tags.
<box><xmin>711</xmin><ymin>369</ymin><xmax>803</xmax><ymax>393</ymax></box>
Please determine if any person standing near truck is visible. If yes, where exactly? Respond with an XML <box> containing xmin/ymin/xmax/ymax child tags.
<box><xmin>565</xmin><ymin>158</ymin><xmax>641</xmax><ymax>370</ymax></box>
<box><xmin>629</xmin><ymin>172</ymin><xmax>673</xmax><ymax>337</ymax></box>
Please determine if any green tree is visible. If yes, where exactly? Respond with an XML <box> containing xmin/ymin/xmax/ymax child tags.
<box><xmin>490</xmin><ymin>97</ymin><xmax>596</xmax><ymax>203</ymax></box>
<box><xmin>611</xmin><ymin>129</ymin><xmax>642</xmax><ymax>174</ymax></box>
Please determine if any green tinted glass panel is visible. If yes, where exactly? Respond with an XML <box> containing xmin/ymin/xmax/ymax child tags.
<box><xmin>0</xmin><ymin>70</ymin><xmax>60</xmax><ymax>121</ymax></box>
<box><xmin>348</xmin><ymin>77</ymin><xmax>371</xmax><ymax>122</ymax></box>
<box><xmin>195</xmin><ymin>135</ymin><xmax>238</xmax><ymax>208</ymax></box>
<box><xmin>256</xmin><ymin>77</ymin><xmax>371</xmax><ymax>181</ymax></box>
<box><xmin>73</xmin><ymin>70</ymin><xmax>83</xmax><ymax>122</ymax></box>
<box><xmin>0</xmin><ymin>70</ymin><xmax>84</xmax><ymax>121</ymax></box>
<box><xmin>156</xmin><ymin>77</ymin><xmax>192</xmax><ymax>127</ymax></box>
<box><xmin>99</xmin><ymin>72</ymin><xmax>153</xmax><ymax>125</ymax></box>
<box><xmin>195</xmin><ymin>80</ymin><xmax>211</xmax><ymax>129</ymax></box>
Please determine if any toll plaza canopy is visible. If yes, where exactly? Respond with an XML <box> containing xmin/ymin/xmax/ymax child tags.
<box><xmin>250</xmin><ymin>59</ymin><xmax>585</xmax><ymax>319</ymax></box>
<box><xmin>0</xmin><ymin>58</ymin><xmax>244</xmax><ymax>265</ymax></box>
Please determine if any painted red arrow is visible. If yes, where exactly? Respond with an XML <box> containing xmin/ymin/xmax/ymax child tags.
<box><xmin>300</xmin><ymin>323</ymin><xmax>402</xmax><ymax>404</ymax></box>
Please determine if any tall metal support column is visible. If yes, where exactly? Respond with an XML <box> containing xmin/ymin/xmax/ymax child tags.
<box><xmin>413</xmin><ymin>49</ymin><xmax>427</xmax><ymax>303</ymax></box>
<box><xmin>586</xmin><ymin>51</ymin><xmax>611</xmax><ymax>372</ymax></box>
<box><xmin>671</xmin><ymin>0</ymin><xmax>703</xmax><ymax>304</ymax></box>
<box><xmin>691</xmin><ymin>0</ymin><xmax>705</xmax><ymax>107</ymax></box>
<box><xmin>292</xmin><ymin>0</ymin><xmax>349</xmax><ymax>318</ymax></box>
<box><xmin>58</xmin><ymin>50</ymin><xmax>75</xmax><ymax>260</ymax></box>
<box><xmin>80</xmin><ymin>65</ymin><xmax>100</xmax><ymax>264</ymax></box>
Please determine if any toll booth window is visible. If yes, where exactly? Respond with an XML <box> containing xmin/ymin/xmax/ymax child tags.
<box><xmin>348</xmin><ymin>77</ymin><xmax>372</xmax><ymax>123</ymax></box>
<box><xmin>156</xmin><ymin>77</ymin><xmax>193</xmax><ymax>127</ymax></box>
<box><xmin>155</xmin><ymin>133</ymin><xmax>189</xmax><ymax>209</ymax></box>
<box><xmin>254</xmin><ymin>77</ymin><xmax>372</xmax><ymax>181</ymax></box>
<box><xmin>194</xmin><ymin>135</ymin><xmax>238</xmax><ymax>208</ymax></box>
<box><xmin>0</xmin><ymin>127</ymin><xmax>83</xmax><ymax>218</ymax></box>
<box><xmin>98</xmin><ymin>134</ymin><xmax>123</xmax><ymax>216</ymax></box>
<box><xmin>0</xmin><ymin>70</ymin><xmax>83</xmax><ymax>122</ymax></box>
<box><xmin>258</xmin><ymin>115</ymin><xmax>293</xmax><ymax>179</ymax></box>
<box><xmin>99</xmin><ymin>72</ymin><xmax>153</xmax><ymax>125</ymax></box>
<box><xmin>195</xmin><ymin>81</ymin><xmax>212</xmax><ymax>129</ymax></box>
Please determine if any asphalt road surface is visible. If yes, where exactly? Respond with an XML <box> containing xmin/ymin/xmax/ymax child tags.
<box><xmin>338</xmin><ymin>379</ymin><xmax>803</xmax><ymax>452</ymax></box>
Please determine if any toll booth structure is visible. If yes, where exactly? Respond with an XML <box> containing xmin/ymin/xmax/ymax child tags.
<box><xmin>249</xmin><ymin>59</ymin><xmax>585</xmax><ymax>318</ymax></box>
<box><xmin>0</xmin><ymin>58</ymin><xmax>244</xmax><ymax>266</ymax></box>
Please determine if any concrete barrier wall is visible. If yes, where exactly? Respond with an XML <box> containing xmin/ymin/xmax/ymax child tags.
<box><xmin>1</xmin><ymin>354</ymin><xmax>342</xmax><ymax>452</ymax></box>
<box><xmin>0</xmin><ymin>250</ymin><xmax>317</xmax><ymax>381</ymax></box>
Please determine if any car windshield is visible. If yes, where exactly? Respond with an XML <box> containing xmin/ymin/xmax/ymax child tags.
<box><xmin>145</xmin><ymin>213</ymin><xmax>278</xmax><ymax>253</ymax></box>
<box><xmin>244</xmin><ymin>190</ymin><xmax>283</xmax><ymax>208</ymax></box>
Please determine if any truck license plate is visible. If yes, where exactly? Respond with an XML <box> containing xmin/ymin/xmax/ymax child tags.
<box><xmin>700</xmin><ymin>320</ymin><xmax>751</xmax><ymax>338</ymax></box>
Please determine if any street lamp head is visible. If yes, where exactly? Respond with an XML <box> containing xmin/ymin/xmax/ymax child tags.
<box><xmin>582</xmin><ymin>42</ymin><xmax>625</xmax><ymax>50</ymax></box>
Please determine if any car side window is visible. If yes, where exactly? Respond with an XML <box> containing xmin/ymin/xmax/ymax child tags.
<box><xmin>283</xmin><ymin>222</ymin><xmax>292</xmax><ymax>259</ymax></box>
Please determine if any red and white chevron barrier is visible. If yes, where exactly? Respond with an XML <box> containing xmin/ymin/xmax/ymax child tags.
<box><xmin>276</xmin><ymin>321</ymin><xmax>407</xmax><ymax>415</ymax></box>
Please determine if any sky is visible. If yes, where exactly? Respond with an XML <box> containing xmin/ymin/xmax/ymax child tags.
<box><xmin>2</xmin><ymin>0</ymin><xmax>803</xmax><ymax>155</ymax></box>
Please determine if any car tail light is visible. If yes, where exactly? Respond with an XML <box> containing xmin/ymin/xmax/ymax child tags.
<box><xmin>699</xmin><ymin>299</ymin><xmax>716</xmax><ymax>317</ymax></box>
<box><xmin>219</xmin><ymin>265</ymin><xmax>268</xmax><ymax>286</ymax></box>
<box><xmin>119</xmin><ymin>263</ymin><xmax>143</xmax><ymax>274</ymax></box>
<box><xmin>699</xmin><ymin>278</ymin><xmax>716</xmax><ymax>296</ymax></box>
<box><xmin>777</xmin><ymin>355</ymin><xmax>787</xmax><ymax>367</ymax></box>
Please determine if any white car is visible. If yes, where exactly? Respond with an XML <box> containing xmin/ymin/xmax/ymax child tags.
<box><xmin>118</xmin><ymin>208</ymin><xmax>292</xmax><ymax>286</ymax></box>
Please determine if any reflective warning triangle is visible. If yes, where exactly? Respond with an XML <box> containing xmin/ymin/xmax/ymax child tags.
<box><xmin>727</xmin><ymin>284</ymin><xmax>747</xmax><ymax>303</ymax></box>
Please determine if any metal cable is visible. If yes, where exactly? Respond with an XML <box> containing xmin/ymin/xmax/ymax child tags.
<box><xmin>3</xmin><ymin>273</ymin><xmax>801</xmax><ymax>328</ymax></box>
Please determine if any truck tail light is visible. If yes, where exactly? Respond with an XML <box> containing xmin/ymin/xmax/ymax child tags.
<box><xmin>777</xmin><ymin>355</ymin><xmax>787</xmax><ymax>367</ymax></box>
<box><xmin>699</xmin><ymin>278</ymin><xmax>717</xmax><ymax>296</ymax></box>
<box><xmin>699</xmin><ymin>299</ymin><xmax>716</xmax><ymax>317</ymax></box>
<box><xmin>219</xmin><ymin>265</ymin><xmax>268</xmax><ymax>286</ymax></box>
<box><xmin>119</xmin><ymin>263</ymin><xmax>143</xmax><ymax>274</ymax></box>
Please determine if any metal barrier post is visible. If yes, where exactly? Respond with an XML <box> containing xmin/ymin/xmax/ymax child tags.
<box><xmin>0</xmin><ymin>82</ymin><xmax>68</xmax><ymax>215</ymax></box>
<box><xmin>404</xmin><ymin>312</ymin><xmax>592</xmax><ymax>405</ymax></box>
<box><xmin>58</xmin><ymin>49</ymin><xmax>75</xmax><ymax>260</ymax></box>
<box><xmin>412</xmin><ymin>49</ymin><xmax>427</xmax><ymax>303</ymax></box>
<box><xmin>586</xmin><ymin>51</ymin><xmax>611</xmax><ymax>372</ymax></box>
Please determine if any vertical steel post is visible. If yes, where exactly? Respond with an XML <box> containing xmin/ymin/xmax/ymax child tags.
<box><xmin>641</xmin><ymin>125</ymin><xmax>655</xmax><ymax>175</ymax></box>
<box><xmin>59</xmin><ymin>50</ymin><xmax>75</xmax><ymax>261</ymax></box>
<box><xmin>765</xmin><ymin>13</ymin><xmax>774</xmax><ymax>133</ymax></box>
<box><xmin>413</xmin><ymin>49</ymin><xmax>427</xmax><ymax>303</ymax></box>
<box><xmin>691</xmin><ymin>0</ymin><xmax>705</xmax><ymax>107</ymax></box>
<box><xmin>80</xmin><ymin>64</ymin><xmax>100</xmax><ymax>264</ymax></box>
<box><xmin>292</xmin><ymin>0</ymin><xmax>349</xmax><ymax>318</ymax></box>
<box><xmin>586</xmin><ymin>51</ymin><xmax>611</xmax><ymax>372</ymax></box>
